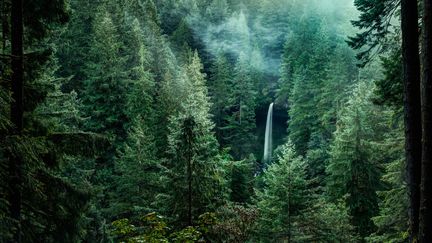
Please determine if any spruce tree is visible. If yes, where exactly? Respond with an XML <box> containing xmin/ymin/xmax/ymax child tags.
<box><xmin>113</xmin><ymin>117</ymin><xmax>161</xmax><ymax>219</ymax></box>
<box><xmin>230</xmin><ymin>154</ymin><xmax>255</xmax><ymax>203</ymax></box>
<box><xmin>326</xmin><ymin>81</ymin><xmax>389</xmax><ymax>238</ymax></box>
<box><xmin>368</xmin><ymin>125</ymin><xmax>408</xmax><ymax>242</ymax></box>
<box><xmin>163</xmin><ymin>51</ymin><xmax>227</xmax><ymax>226</ymax></box>
<box><xmin>254</xmin><ymin>141</ymin><xmax>308</xmax><ymax>242</ymax></box>
<box><xmin>224</xmin><ymin>52</ymin><xmax>257</xmax><ymax>160</ymax></box>
<box><xmin>208</xmin><ymin>53</ymin><xmax>232</xmax><ymax>146</ymax></box>
<box><xmin>82</xmin><ymin>7</ymin><xmax>129</xmax><ymax>139</ymax></box>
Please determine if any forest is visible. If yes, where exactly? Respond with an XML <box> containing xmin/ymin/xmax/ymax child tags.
<box><xmin>1</xmin><ymin>0</ymin><xmax>432</xmax><ymax>242</ymax></box>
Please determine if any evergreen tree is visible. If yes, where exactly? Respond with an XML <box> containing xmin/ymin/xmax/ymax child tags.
<box><xmin>55</xmin><ymin>0</ymin><xmax>98</xmax><ymax>94</ymax></box>
<box><xmin>205</xmin><ymin>0</ymin><xmax>230</xmax><ymax>23</ymax></box>
<box><xmin>224</xmin><ymin>53</ymin><xmax>257</xmax><ymax>160</ymax></box>
<box><xmin>230</xmin><ymin>154</ymin><xmax>255</xmax><ymax>203</ymax></box>
<box><xmin>326</xmin><ymin>81</ymin><xmax>389</xmax><ymax>238</ymax></box>
<box><xmin>163</xmin><ymin>51</ymin><xmax>227</xmax><ymax>226</ymax></box>
<box><xmin>282</xmin><ymin>15</ymin><xmax>333</xmax><ymax>156</ymax></box>
<box><xmin>367</xmin><ymin>124</ymin><xmax>408</xmax><ymax>242</ymax></box>
<box><xmin>0</xmin><ymin>0</ymin><xmax>104</xmax><ymax>241</ymax></box>
<box><xmin>113</xmin><ymin>117</ymin><xmax>161</xmax><ymax>220</ymax></box>
<box><xmin>82</xmin><ymin>7</ymin><xmax>129</xmax><ymax>139</ymax></box>
<box><xmin>208</xmin><ymin>53</ymin><xmax>232</xmax><ymax>146</ymax></box>
<box><xmin>254</xmin><ymin>141</ymin><xmax>308</xmax><ymax>242</ymax></box>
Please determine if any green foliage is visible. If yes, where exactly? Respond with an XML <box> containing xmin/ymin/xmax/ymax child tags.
<box><xmin>229</xmin><ymin>154</ymin><xmax>256</xmax><ymax>203</ymax></box>
<box><xmin>326</xmin><ymin>81</ymin><xmax>390</xmax><ymax>238</ymax></box>
<box><xmin>0</xmin><ymin>0</ymin><xmax>408</xmax><ymax>242</ymax></box>
<box><xmin>111</xmin><ymin>213</ymin><xmax>169</xmax><ymax>242</ymax></box>
<box><xmin>170</xmin><ymin>226</ymin><xmax>202</xmax><ymax>242</ymax></box>
<box><xmin>162</xmin><ymin>52</ymin><xmax>228</xmax><ymax>226</ymax></box>
<box><xmin>348</xmin><ymin>0</ymin><xmax>400</xmax><ymax>63</ymax></box>
<box><xmin>82</xmin><ymin>6</ymin><xmax>129</xmax><ymax>138</ymax></box>
<box><xmin>223</xmin><ymin>53</ymin><xmax>257</xmax><ymax>160</ymax></box>
<box><xmin>111</xmin><ymin>212</ymin><xmax>220</xmax><ymax>242</ymax></box>
<box><xmin>367</xmin><ymin>123</ymin><xmax>408</xmax><ymax>242</ymax></box>
<box><xmin>373</xmin><ymin>40</ymin><xmax>403</xmax><ymax>109</ymax></box>
<box><xmin>112</xmin><ymin>117</ymin><xmax>162</xmax><ymax>219</ymax></box>
<box><xmin>296</xmin><ymin>198</ymin><xmax>358</xmax><ymax>242</ymax></box>
<box><xmin>280</xmin><ymin>14</ymin><xmax>357</xmax><ymax>159</ymax></box>
<box><xmin>208</xmin><ymin>53</ymin><xmax>233</xmax><ymax>146</ymax></box>
<box><xmin>254</xmin><ymin>141</ymin><xmax>308</xmax><ymax>241</ymax></box>
<box><xmin>210</xmin><ymin>204</ymin><xmax>258</xmax><ymax>242</ymax></box>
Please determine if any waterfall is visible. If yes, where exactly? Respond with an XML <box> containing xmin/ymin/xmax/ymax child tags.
<box><xmin>263</xmin><ymin>102</ymin><xmax>274</xmax><ymax>164</ymax></box>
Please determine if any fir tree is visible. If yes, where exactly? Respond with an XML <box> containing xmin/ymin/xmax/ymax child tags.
<box><xmin>208</xmin><ymin>53</ymin><xmax>232</xmax><ymax>146</ymax></box>
<box><xmin>113</xmin><ymin>117</ymin><xmax>161</xmax><ymax>219</ymax></box>
<box><xmin>230</xmin><ymin>154</ymin><xmax>255</xmax><ymax>203</ymax></box>
<box><xmin>254</xmin><ymin>141</ymin><xmax>308</xmax><ymax>242</ymax></box>
<box><xmin>82</xmin><ymin>7</ymin><xmax>129</xmax><ymax>139</ymax></box>
<box><xmin>163</xmin><ymin>51</ymin><xmax>227</xmax><ymax>226</ymax></box>
<box><xmin>326</xmin><ymin>81</ymin><xmax>389</xmax><ymax>238</ymax></box>
<box><xmin>224</xmin><ymin>53</ymin><xmax>257</xmax><ymax>160</ymax></box>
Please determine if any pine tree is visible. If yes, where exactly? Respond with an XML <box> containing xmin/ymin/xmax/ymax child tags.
<box><xmin>254</xmin><ymin>141</ymin><xmax>308</xmax><ymax>242</ymax></box>
<box><xmin>230</xmin><ymin>154</ymin><xmax>255</xmax><ymax>203</ymax></box>
<box><xmin>205</xmin><ymin>0</ymin><xmax>229</xmax><ymax>23</ymax></box>
<box><xmin>208</xmin><ymin>53</ymin><xmax>232</xmax><ymax>146</ymax></box>
<box><xmin>82</xmin><ymin>7</ymin><xmax>129</xmax><ymax>139</ymax></box>
<box><xmin>368</xmin><ymin>124</ymin><xmax>408</xmax><ymax>242</ymax></box>
<box><xmin>0</xmin><ymin>0</ymin><xmax>105</xmax><ymax>241</ymax></box>
<box><xmin>163</xmin><ymin>51</ymin><xmax>227</xmax><ymax>226</ymax></box>
<box><xmin>55</xmin><ymin>0</ymin><xmax>98</xmax><ymax>94</ymax></box>
<box><xmin>282</xmin><ymin>16</ymin><xmax>333</xmax><ymax>156</ymax></box>
<box><xmin>326</xmin><ymin>81</ymin><xmax>389</xmax><ymax>238</ymax></box>
<box><xmin>113</xmin><ymin>117</ymin><xmax>161</xmax><ymax>219</ymax></box>
<box><xmin>224</xmin><ymin>52</ymin><xmax>257</xmax><ymax>160</ymax></box>
<box><xmin>110</xmin><ymin>15</ymin><xmax>161</xmax><ymax>221</ymax></box>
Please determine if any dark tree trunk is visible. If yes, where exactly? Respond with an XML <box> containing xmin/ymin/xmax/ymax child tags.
<box><xmin>9</xmin><ymin>0</ymin><xmax>23</xmax><ymax>241</ymax></box>
<box><xmin>420</xmin><ymin>0</ymin><xmax>432</xmax><ymax>240</ymax></box>
<box><xmin>401</xmin><ymin>0</ymin><xmax>422</xmax><ymax>241</ymax></box>
<box><xmin>1</xmin><ymin>0</ymin><xmax>8</xmax><ymax>53</ymax></box>
<box><xmin>183</xmin><ymin>118</ymin><xmax>195</xmax><ymax>226</ymax></box>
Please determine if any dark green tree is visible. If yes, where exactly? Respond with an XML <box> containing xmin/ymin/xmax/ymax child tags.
<box><xmin>326</xmin><ymin>81</ymin><xmax>389</xmax><ymax>238</ymax></box>
<box><xmin>230</xmin><ymin>154</ymin><xmax>255</xmax><ymax>203</ymax></box>
<box><xmin>208</xmin><ymin>53</ymin><xmax>232</xmax><ymax>146</ymax></box>
<box><xmin>254</xmin><ymin>141</ymin><xmax>308</xmax><ymax>242</ymax></box>
<box><xmin>224</xmin><ymin>53</ymin><xmax>257</xmax><ymax>160</ymax></box>
<box><xmin>162</xmin><ymin>52</ymin><xmax>227</xmax><ymax>226</ymax></box>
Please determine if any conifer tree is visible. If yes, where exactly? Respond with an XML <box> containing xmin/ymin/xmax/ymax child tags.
<box><xmin>208</xmin><ymin>53</ymin><xmax>232</xmax><ymax>146</ymax></box>
<box><xmin>368</xmin><ymin>125</ymin><xmax>408</xmax><ymax>242</ymax></box>
<box><xmin>326</xmin><ymin>81</ymin><xmax>389</xmax><ymax>238</ymax></box>
<box><xmin>281</xmin><ymin>15</ymin><xmax>333</xmax><ymax>156</ymax></box>
<box><xmin>113</xmin><ymin>117</ymin><xmax>161</xmax><ymax>219</ymax></box>
<box><xmin>163</xmin><ymin>51</ymin><xmax>227</xmax><ymax>226</ymax></box>
<box><xmin>230</xmin><ymin>154</ymin><xmax>255</xmax><ymax>203</ymax></box>
<box><xmin>254</xmin><ymin>141</ymin><xmax>308</xmax><ymax>242</ymax></box>
<box><xmin>205</xmin><ymin>0</ymin><xmax>230</xmax><ymax>23</ymax></box>
<box><xmin>55</xmin><ymin>0</ymin><xmax>98</xmax><ymax>94</ymax></box>
<box><xmin>224</xmin><ymin>53</ymin><xmax>257</xmax><ymax>160</ymax></box>
<box><xmin>82</xmin><ymin>7</ymin><xmax>129</xmax><ymax>139</ymax></box>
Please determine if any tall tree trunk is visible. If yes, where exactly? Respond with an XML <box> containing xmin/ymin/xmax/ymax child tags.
<box><xmin>420</xmin><ymin>0</ymin><xmax>432</xmax><ymax>240</ymax></box>
<box><xmin>401</xmin><ymin>0</ymin><xmax>422</xmax><ymax>241</ymax></box>
<box><xmin>184</xmin><ymin>118</ymin><xmax>195</xmax><ymax>226</ymax></box>
<box><xmin>1</xmin><ymin>0</ymin><xmax>8</xmax><ymax>53</ymax></box>
<box><xmin>9</xmin><ymin>0</ymin><xmax>23</xmax><ymax>241</ymax></box>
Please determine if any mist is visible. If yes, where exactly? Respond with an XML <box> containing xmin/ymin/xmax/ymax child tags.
<box><xmin>185</xmin><ymin>0</ymin><xmax>359</xmax><ymax>75</ymax></box>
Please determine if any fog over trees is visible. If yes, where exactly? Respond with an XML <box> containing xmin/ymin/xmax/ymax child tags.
<box><xmin>1</xmin><ymin>0</ymin><xmax>432</xmax><ymax>242</ymax></box>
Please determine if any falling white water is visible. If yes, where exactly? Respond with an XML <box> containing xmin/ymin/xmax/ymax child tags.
<box><xmin>263</xmin><ymin>103</ymin><xmax>274</xmax><ymax>164</ymax></box>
